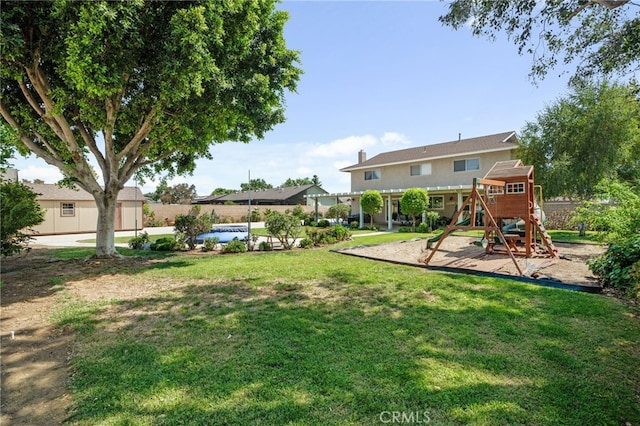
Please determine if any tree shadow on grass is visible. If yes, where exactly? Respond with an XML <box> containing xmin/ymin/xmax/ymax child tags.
<box><xmin>63</xmin><ymin>275</ymin><xmax>640</xmax><ymax>425</ymax></box>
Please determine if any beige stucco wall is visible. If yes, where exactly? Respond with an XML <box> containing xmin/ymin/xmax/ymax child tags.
<box><xmin>31</xmin><ymin>200</ymin><xmax>143</xmax><ymax>235</ymax></box>
<box><xmin>349</xmin><ymin>150</ymin><xmax>516</xmax><ymax>192</ymax></box>
<box><xmin>148</xmin><ymin>204</ymin><xmax>331</xmax><ymax>224</ymax></box>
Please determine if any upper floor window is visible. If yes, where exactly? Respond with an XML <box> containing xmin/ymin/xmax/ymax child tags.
<box><xmin>61</xmin><ymin>202</ymin><xmax>75</xmax><ymax>217</ymax></box>
<box><xmin>453</xmin><ymin>158</ymin><xmax>480</xmax><ymax>172</ymax></box>
<box><xmin>506</xmin><ymin>182</ymin><xmax>526</xmax><ymax>194</ymax></box>
<box><xmin>410</xmin><ymin>163</ymin><xmax>432</xmax><ymax>176</ymax></box>
<box><xmin>364</xmin><ymin>170</ymin><xmax>380</xmax><ymax>181</ymax></box>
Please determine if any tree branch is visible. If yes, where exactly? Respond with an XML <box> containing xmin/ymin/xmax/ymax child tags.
<box><xmin>115</xmin><ymin>108</ymin><xmax>157</xmax><ymax>163</ymax></box>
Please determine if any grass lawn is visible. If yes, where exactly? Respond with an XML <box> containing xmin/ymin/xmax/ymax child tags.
<box><xmin>51</xmin><ymin>238</ymin><xmax>640</xmax><ymax>425</ymax></box>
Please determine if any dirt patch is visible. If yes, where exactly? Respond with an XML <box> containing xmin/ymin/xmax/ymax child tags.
<box><xmin>0</xmin><ymin>250</ymin><xmax>160</xmax><ymax>425</ymax></box>
<box><xmin>337</xmin><ymin>235</ymin><xmax>606</xmax><ymax>288</ymax></box>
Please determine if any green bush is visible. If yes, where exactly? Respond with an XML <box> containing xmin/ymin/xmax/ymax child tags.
<box><xmin>258</xmin><ymin>241</ymin><xmax>272</xmax><ymax>251</ymax></box>
<box><xmin>1</xmin><ymin>180</ymin><xmax>45</xmax><ymax>256</ymax></box>
<box><xmin>265</xmin><ymin>211</ymin><xmax>302</xmax><ymax>250</ymax></box>
<box><xmin>417</xmin><ymin>222</ymin><xmax>431</xmax><ymax>233</ymax></box>
<box><xmin>150</xmin><ymin>237</ymin><xmax>179</xmax><ymax>251</ymax></box>
<box><xmin>317</xmin><ymin>219</ymin><xmax>330</xmax><ymax>228</ymax></box>
<box><xmin>298</xmin><ymin>238</ymin><xmax>314</xmax><ymax>249</ymax></box>
<box><xmin>587</xmin><ymin>236</ymin><xmax>640</xmax><ymax>297</ymax></box>
<box><xmin>174</xmin><ymin>207</ymin><xmax>212</xmax><ymax>250</ymax></box>
<box><xmin>350</xmin><ymin>221</ymin><xmax>359</xmax><ymax>229</ymax></box>
<box><xmin>222</xmin><ymin>237</ymin><xmax>247</xmax><ymax>253</ymax></box>
<box><xmin>201</xmin><ymin>237</ymin><xmax>219</xmax><ymax>252</ymax></box>
<box><xmin>128</xmin><ymin>232</ymin><xmax>150</xmax><ymax>249</ymax></box>
<box><xmin>398</xmin><ymin>226</ymin><xmax>411</xmax><ymax>233</ymax></box>
<box><xmin>306</xmin><ymin>225</ymin><xmax>350</xmax><ymax>246</ymax></box>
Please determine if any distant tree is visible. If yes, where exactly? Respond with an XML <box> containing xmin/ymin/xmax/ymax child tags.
<box><xmin>360</xmin><ymin>190</ymin><xmax>383</xmax><ymax>229</ymax></box>
<box><xmin>149</xmin><ymin>181</ymin><xmax>197</xmax><ymax>204</ymax></box>
<box><xmin>440</xmin><ymin>0</ymin><xmax>639</xmax><ymax>83</ymax></box>
<box><xmin>1</xmin><ymin>180</ymin><xmax>45</xmax><ymax>256</ymax></box>
<box><xmin>517</xmin><ymin>81</ymin><xmax>640</xmax><ymax>199</ymax></box>
<box><xmin>211</xmin><ymin>187</ymin><xmax>234</xmax><ymax>196</ymax></box>
<box><xmin>281</xmin><ymin>177</ymin><xmax>312</xmax><ymax>187</ymax></box>
<box><xmin>400</xmin><ymin>188</ymin><xmax>429</xmax><ymax>232</ymax></box>
<box><xmin>326</xmin><ymin>203</ymin><xmax>351</xmax><ymax>223</ymax></box>
<box><xmin>0</xmin><ymin>1</ymin><xmax>301</xmax><ymax>257</ymax></box>
<box><xmin>241</xmin><ymin>178</ymin><xmax>272</xmax><ymax>191</ymax></box>
<box><xmin>311</xmin><ymin>174</ymin><xmax>322</xmax><ymax>186</ymax></box>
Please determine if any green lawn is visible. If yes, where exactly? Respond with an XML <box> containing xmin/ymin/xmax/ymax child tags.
<box><xmin>51</xmin><ymin>240</ymin><xmax>639</xmax><ymax>425</ymax></box>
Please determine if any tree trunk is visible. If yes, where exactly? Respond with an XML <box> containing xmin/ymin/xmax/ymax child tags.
<box><xmin>93</xmin><ymin>190</ymin><xmax>119</xmax><ymax>258</ymax></box>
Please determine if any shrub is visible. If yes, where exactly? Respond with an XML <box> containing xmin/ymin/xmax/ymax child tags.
<box><xmin>350</xmin><ymin>221</ymin><xmax>359</xmax><ymax>229</ymax></box>
<box><xmin>1</xmin><ymin>180</ymin><xmax>45</xmax><ymax>256</ymax></box>
<box><xmin>201</xmin><ymin>237</ymin><xmax>219</xmax><ymax>252</ymax></box>
<box><xmin>306</xmin><ymin>225</ymin><xmax>351</xmax><ymax>246</ymax></box>
<box><xmin>332</xmin><ymin>224</ymin><xmax>351</xmax><ymax>241</ymax></box>
<box><xmin>417</xmin><ymin>222</ymin><xmax>431</xmax><ymax>233</ymax></box>
<box><xmin>258</xmin><ymin>241</ymin><xmax>272</xmax><ymax>251</ymax></box>
<box><xmin>150</xmin><ymin>237</ymin><xmax>179</xmax><ymax>251</ymax></box>
<box><xmin>298</xmin><ymin>238</ymin><xmax>314</xmax><ymax>249</ymax></box>
<box><xmin>128</xmin><ymin>232</ymin><xmax>150</xmax><ymax>249</ymax></box>
<box><xmin>587</xmin><ymin>237</ymin><xmax>640</xmax><ymax>297</ymax></box>
<box><xmin>398</xmin><ymin>226</ymin><xmax>411</xmax><ymax>233</ymax></box>
<box><xmin>174</xmin><ymin>206</ymin><xmax>213</xmax><ymax>250</ymax></box>
<box><xmin>317</xmin><ymin>219</ymin><xmax>330</xmax><ymax>228</ymax></box>
<box><xmin>222</xmin><ymin>237</ymin><xmax>247</xmax><ymax>253</ymax></box>
<box><xmin>265</xmin><ymin>211</ymin><xmax>302</xmax><ymax>250</ymax></box>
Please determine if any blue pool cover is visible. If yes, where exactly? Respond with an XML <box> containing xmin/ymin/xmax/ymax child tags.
<box><xmin>195</xmin><ymin>226</ymin><xmax>249</xmax><ymax>244</ymax></box>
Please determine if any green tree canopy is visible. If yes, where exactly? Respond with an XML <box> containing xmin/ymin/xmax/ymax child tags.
<box><xmin>440</xmin><ymin>0</ymin><xmax>639</xmax><ymax>83</ymax></box>
<box><xmin>281</xmin><ymin>175</ymin><xmax>322</xmax><ymax>187</ymax></box>
<box><xmin>0</xmin><ymin>1</ymin><xmax>301</xmax><ymax>257</ymax></box>
<box><xmin>400</xmin><ymin>187</ymin><xmax>429</xmax><ymax>231</ymax></box>
<box><xmin>360</xmin><ymin>190</ymin><xmax>383</xmax><ymax>228</ymax></box>
<box><xmin>517</xmin><ymin>81</ymin><xmax>640</xmax><ymax>199</ymax></box>
<box><xmin>241</xmin><ymin>178</ymin><xmax>273</xmax><ymax>192</ymax></box>
<box><xmin>326</xmin><ymin>203</ymin><xmax>351</xmax><ymax>222</ymax></box>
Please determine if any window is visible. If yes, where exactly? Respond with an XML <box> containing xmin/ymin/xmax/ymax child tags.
<box><xmin>506</xmin><ymin>182</ymin><xmax>525</xmax><ymax>194</ymax></box>
<box><xmin>453</xmin><ymin>158</ymin><xmax>480</xmax><ymax>172</ymax></box>
<box><xmin>410</xmin><ymin>163</ymin><xmax>432</xmax><ymax>176</ymax></box>
<box><xmin>364</xmin><ymin>170</ymin><xmax>380</xmax><ymax>181</ymax></box>
<box><xmin>61</xmin><ymin>202</ymin><xmax>75</xmax><ymax>217</ymax></box>
<box><xmin>487</xmin><ymin>186</ymin><xmax>504</xmax><ymax>195</ymax></box>
<box><xmin>428</xmin><ymin>196</ymin><xmax>444</xmax><ymax>210</ymax></box>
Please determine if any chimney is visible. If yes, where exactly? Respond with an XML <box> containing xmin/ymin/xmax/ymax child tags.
<box><xmin>458</xmin><ymin>133</ymin><xmax>461</xmax><ymax>142</ymax></box>
<box><xmin>358</xmin><ymin>149</ymin><xmax>367</xmax><ymax>164</ymax></box>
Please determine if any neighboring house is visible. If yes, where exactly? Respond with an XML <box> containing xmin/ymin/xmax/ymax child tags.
<box><xmin>194</xmin><ymin>184</ymin><xmax>335</xmax><ymax>206</ymax></box>
<box><xmin>338</xmin><ymin>131</ymin><xmax>519</xmax><ymax>228</ymax></box>
<box><xmin>26</xmin><ymin>183</ymin><xmax>145</xmax><ymax>235</ymax></box>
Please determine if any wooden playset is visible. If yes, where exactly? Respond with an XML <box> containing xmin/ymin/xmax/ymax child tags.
<box><xmin>423</xmin><ymin>160</ymin><xmax>557</xmax><ymax>276</ymax></box>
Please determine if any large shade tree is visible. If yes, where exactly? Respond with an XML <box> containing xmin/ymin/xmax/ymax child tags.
<box><xmin>440</xmin><ymin>0</ymin><xmax>639</xmax><ymax>83</ymax></box>
<box><xmin>517</xmin><ymin>81</ymin><xmax>640</xmax><ymax>200</ymax></box>
<box><xmin>0</xmin><ymin>1</ymin><xmax>301</xmax><ymax>257</ymax></box>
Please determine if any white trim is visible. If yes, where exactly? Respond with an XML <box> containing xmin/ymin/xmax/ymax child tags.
<box><xmin>501</xmin><ymin>131</ymin><xmax>516</xmax><ymax>143</ymax></box>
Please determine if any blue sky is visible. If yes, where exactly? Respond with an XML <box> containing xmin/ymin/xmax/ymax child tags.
<box><xmin>13</xmin><ymin>1</ymin><xmax>574</xmax><ymax>195</ymax></box>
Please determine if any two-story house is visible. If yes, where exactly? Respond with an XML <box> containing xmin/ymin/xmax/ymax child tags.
<box><xmin>339</xmin><ymin>131</ymin><xmax>519</xmax><ymax>229</ymax></box>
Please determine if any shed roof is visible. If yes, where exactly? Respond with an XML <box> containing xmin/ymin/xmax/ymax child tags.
<box><xmin>27</xmin><ymin>183</ymin><xmax>145</xmax><ymax>202</ymax></box>
<box><xmin>484</xmin><ymin>160</ymin><xmax>533</xmax><ymax>180</ymax></box>
<box><xmin>341</xmin><ymin>131</ymin><xmax>517</xmax><ymax>172</ymax></box>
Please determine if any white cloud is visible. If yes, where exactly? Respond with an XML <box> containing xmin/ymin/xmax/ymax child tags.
<box><xmin>17</xmin><ymin>165</ymin><xmax>63</xmax><ymax>183</ymax></box>
<box><xmin>296</xmin><ymin>166</ymin><xmax>313</xmax><ymax>174</ymax></box>
<box><xmin>307</xmin><ymin>134</ymin><xmax>377</xmax><ymax>158</ymax></box>
<box><xmin>380</xmin><ymin>132</ymin><xmax>411</xmax><ymax>146</ymax></box>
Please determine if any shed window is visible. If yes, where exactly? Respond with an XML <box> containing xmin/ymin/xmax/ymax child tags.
<box><xmin>453</xmin><ymin>158</ymin><xmax>480</xmax><ymax>172</ymax></box>
<box><xmin>364</xmin><ymin>170</ymin><xmax>380</xmax><ymax>181</ymax></box>
<box><xmin>506</xmin><ymin>182</ymin><xmax>525</xmax><ymax>194</ymax></box>
<box><xmin>61</xmin><ymin>202</ymin><xmax>75</xmax><ymax>217</ymax></box>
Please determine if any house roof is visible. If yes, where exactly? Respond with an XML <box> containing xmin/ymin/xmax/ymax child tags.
<box><xmin>484</xmin><ymin>160</ymin><xmax>533</xmax><ymax>180</ymax></box>
<box><xmin>27</xmin><ymin>183</ymin><xmax>145</xmax><ymax>202</ymax></box>
<box><xmin>340</xmin><ymin>131</ymin><xmax>518</xmax><ymax>172</ymax></box>
<box><xmin>198</xmin><ymin>184</ymin><xmax>328</xmax><ymax>203</ymax></box>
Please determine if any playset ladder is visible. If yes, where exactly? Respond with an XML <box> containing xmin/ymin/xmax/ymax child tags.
<box><xmin>531</xmin><ymin>213</ymin><xmax>558</xmax><ymax>258</ymax></box>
